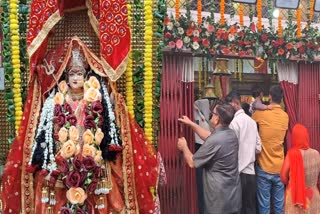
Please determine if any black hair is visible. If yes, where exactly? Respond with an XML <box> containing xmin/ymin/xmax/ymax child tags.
<box><xmin>225</xmin><ymin>90</ymin><xmax>241</xmax><ymax>103</ymax></box>
<box><xmin>215</xmin><ymin>103</ymin><xmax>235</xmax><ymax>126</ymax></box>
<box><xmin>241</xmin><ymin>102</ymin><xmax>251</xmax><ymax>117</ymax></box>
<box><xmin>269</xmin><ymin>85</ymin><xmax>283</xmax><ymax>104</ymax></box>
<box><xmin>252</xmin><ymin>86</ymin><xmax>263</xmax><ymax>98</ymax></box>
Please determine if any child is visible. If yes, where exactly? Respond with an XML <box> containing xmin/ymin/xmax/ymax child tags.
<box><xmin>251</xmin><ymin>87</ymin><xmax>272</xmax><ymax>112</ymax></box>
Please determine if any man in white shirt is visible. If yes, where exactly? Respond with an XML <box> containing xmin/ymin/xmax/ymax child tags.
<box><xmin>226</xmin><ymin>91</ymin><xmax>262</xmax><ymax>214</ymax></box>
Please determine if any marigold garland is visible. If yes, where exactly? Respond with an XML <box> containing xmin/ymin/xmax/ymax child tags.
<box><xmin>296</xmin><ymin>8</ymin><xmax>301</xmax><ymax>38</ymax></box>
<box><xmin>175</xmin><ymin>0</ymin><xmax>179</xmax><ymax>20</ymax></box>
<box><xmin>197</xmin><ymin>0</ymin><xmax>202</xmax><ymax>24</ymax></box>
<box><xmin>310</xmin><ymin>0</ymin><xmax>315</xmax><ymax>22</ymax></box>
<box><xmin>277</xmin><ymin>11</ymin><xmax>282</xmax><ymax>36</ymax></box>
<box><xmin>220</xmin><ymin>0</ymin><xmax>225</xmax><ymax>25</ymax></box>
<box><xmin>144</xmin><ymin>0</ymin><xmax>153</xmax><ymax>141</ymax></box>
<box><xmin>125</xmin><ymin>3</ymin><xmax>135</xmax><ymax>117</ymax></box>
<box><xmin>9</xmin><ymin>0</ymin><xmax>23</xmax><ymax>131</ymax></box>
<box><xmin>239</xmin><ymin>3</ymin><xmax>244</xmax><ymax>26</ymax></box>
<box><xmin>257</xmin><ymin>0</ymin><xmax>262</xmax><ymax>31</ymax></box>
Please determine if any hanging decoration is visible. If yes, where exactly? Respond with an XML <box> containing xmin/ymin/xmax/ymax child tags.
<box><xmin>9</xmin><ymin>0</ymin><xmax>23</xmax><ymax>131</ymax></box>
<box><xmin>18</xmin><ymin>1</ymin><xmax>30</xmax><ymax>106</ymax></box>
<box><xmin>125</xmin><ymin>2</ymin><xmax>135</xmax><ymax>117</ymax></box>
<box><xmin>197</xmin><ymin>0</ymin><xmax>202</xmax><ymax>24</ymax></box>
<box><xmin>310</xmin><ymin>0</ymin><xmax>315</xmax><ymax>23</ymax></box>
<box><xmin>132</xmin><ymin>0</ymin><xmax>145</xmax><ymax>128</ymax></box>
<box><xmin>175</xmin><ymin>0</ymin><xmax>180</xmax><ymax>20</ymax></box>
<box><xmin>257</xmin><ymin>0</ymin><xmax>262</xmax><ymax>31</ymax></box>
<box><xmin>144</xmin><ymin>0</ymin><xmax>154</xmax><ymax>141</ymax></box>
<box><xmin>239</xmin><ymin>3</ymin><xmax>244</xmax><ymax>26</ymax></box>
<box><xmin>210</xmin><ymin>0</ymin><xmax>215</xmax><ymax>21</ymax></box>
<box><xmin>220</xmin><ymin>0</ymin><xmax>225</xmax><ymax>25</ymax></box>
<box><xmin>267</xmin><ymin>0</ymin><xmax>273</xmax><ymax>30</ymax></box>
<box><xmin>296</xmin><ymin>7</ymin><xmax>302</xmax><ymax>38</ymax></box>
<box><xmin>277</xmin><ymin>11</ymin><xmax>282</xmax><ymax>36</ymax></box>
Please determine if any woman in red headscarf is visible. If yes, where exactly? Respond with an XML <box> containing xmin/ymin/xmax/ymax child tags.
<box><xmin>280</xmin><ymin>124</ymin><xmax>320</xmax><ymax>213</ymax></box>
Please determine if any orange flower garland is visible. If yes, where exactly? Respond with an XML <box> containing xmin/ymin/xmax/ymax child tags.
<box><xmin>175</xmin><ymin>0</ymin><xmax>180</xmax><ymax>20</ymax></box>
<box><xmin>257</xmin><ymin>0</ymin><xmax>262</xmax><ymax>31</ymax></box>
<box><xmin>197</xmin><ymin>0</ymin><xmax>202</xmax><ymax>24</ymax></box>
<box><xmin>239</xmin><ymin>3</ymin><xmax>244</xmax><ymax>26</ymax></box>
<box><xmin>296</xmin><ymin>8</ymin><xmax>301</xmax><ymax>38</ymax></box>
<box><xmin>277</xmin><ymin>11</ymin><xmax>282</xmax><ymax>36</ymax></box>
<box><xmin>220</xmin><ymin>0</ymin><xmax>225</xmax><ymax>25</ymax></box>
<box><xmin>310</xmin><ymin>0</ymin><xmax>315</xmax><ymax>22</ymax></box>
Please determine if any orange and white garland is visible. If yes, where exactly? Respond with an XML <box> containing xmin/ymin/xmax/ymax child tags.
<box><xmin>257</xmin><ymin>0</ymin><xmax>262</xmax><ymax>31</ymax></box>
<box><xmin>175</xmin><ymin>0</ymin><xmax>180</xmax><ymax>20</ymax></box>
<box><xmin>197</xmin><ymin>0</ymin><xmax>202</xmax><ymax>24</ymax></box>
<box><xmin>310</xmin><ymin>0</ymin><xmax>315</xmax><ymax>23</ymax></box>
<box><xmin>125</xmin><ymin>3</ymin><xmax>135</xmax><ymax>117</ymax></box>
<box><xmin>296</xmin><ymin>8</ymin><xmax>301</xmax><ymax>38</ymax></box>
<box><xmin>239</xmin><ymin>3</ymin><xmax>244</xmax><ymax>27</ymax></box>
<box><xmin>220</xmin><ymin>0</ymin><xmax>225</xmax><ymax>25</ymax></box>
<box><xmin>278</xmin><ymin>10</ymin><xmax>282</xmax><ymax>36</ymax></box>
<box><xmin>9</xmin><ymin>0</ymin><xmax>23</xmax><ymax>131</ymax></box>
<box><xmin>144</xmin><ymin>0</ymin><xmax>153</xmax><ymax>141</ymax></box>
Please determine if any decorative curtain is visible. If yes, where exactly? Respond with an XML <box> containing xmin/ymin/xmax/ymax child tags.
<box><xmin>297</xmin><ymin>63</ymin><xmax>320</xmax><ymax>152</ymax></box>
<box><xmin>277</xmin><ymin>62</ymin><xmax>298</xmax><ymax>149</ymax></box>
<box><xmin>159</xmin><ymin>54</ymin><xmax>198</xmax><ymax>214</ymax></box>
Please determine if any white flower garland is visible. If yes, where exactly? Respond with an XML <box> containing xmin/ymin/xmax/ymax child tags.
<box><xmin>101</xmin><ymin>82</ymin><xmax>120</xmax><ymax>147</ymax></box>
<box><xmin>29</xmin><ymin>92</ymin><xmax>56</xmax><ymax>172</ymax></box>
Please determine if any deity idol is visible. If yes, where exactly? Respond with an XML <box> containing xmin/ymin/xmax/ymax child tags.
<box><xmin>1</xmin><ymin>37</ymin><xmax>158</xmax><ymax>214</ymax></box>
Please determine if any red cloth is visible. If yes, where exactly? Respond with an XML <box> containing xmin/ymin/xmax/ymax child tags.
<box><xmin>95</xmin><ymin>0</ymin><xmax>130</xmax><ymax>74</ymax></box>
<box><xmin>287</xmin><ymin>124</ymin><xmax>310</xmax><ymax>209</ymax></box>
<box><xmin>129</xmin><ymin>115</ymin><xmax>158</xmax><ymax>214</ymax></box>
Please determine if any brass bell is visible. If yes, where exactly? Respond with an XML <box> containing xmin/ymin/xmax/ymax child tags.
<box><xmin>203</xmin><ymin>84</ymin><xmax>218</xmax><ymax>99</ymax></box>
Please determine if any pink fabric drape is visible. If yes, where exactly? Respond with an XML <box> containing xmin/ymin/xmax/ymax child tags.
<box><xmin>297</xmin><ymin>63</ymin><xmax>320</xmax><ymax>152</ymax></box>
<box><xmin>159</xmin><ymin>54</ymin><xmax>198</xmax><ymax>214</ymax></box>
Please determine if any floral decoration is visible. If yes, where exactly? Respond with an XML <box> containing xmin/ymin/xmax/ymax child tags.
<box><xmin>164</xmin><ymin>13</ymin><xmax>320</xmax><ymax>62</ymax></box>
<box><xmin>144</xmin><ymin>0</ymin><xmax>154</xmax><ymax>141</ymax></box>
<box><xmin>9</xmin><ymin>0</ymin><xmax>23</xmax><ymax>131</ymax></box>
<box><xmin>29</xmin><ymin>77</ymin><xmax>114</xmax><ymax>213</ymax></box>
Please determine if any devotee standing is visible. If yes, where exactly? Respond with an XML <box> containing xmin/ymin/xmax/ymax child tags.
<box><xmin>226</xmin><ymin>91</ymin><xmax>261</xmax><ymax>214</ymax></box>
<box><xmin>252</xmin><ymin>85</ymin><xmax>289</xmax><ymax>214</ymax></box>
<box><xmin>280</xmin><ymin>124</ymin><xmax>320</xmax><ymax>214</ymax></box>
<box><xmin>177</xmin><ymin>103</ymin><xmax>241</xmax><ymax>214</ymax></box>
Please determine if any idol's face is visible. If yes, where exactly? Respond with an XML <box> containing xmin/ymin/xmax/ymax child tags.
<box><xmin>68</xmin><ymin>69</ymin><xmax>85</xmax><ymax>90</ymax></box>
